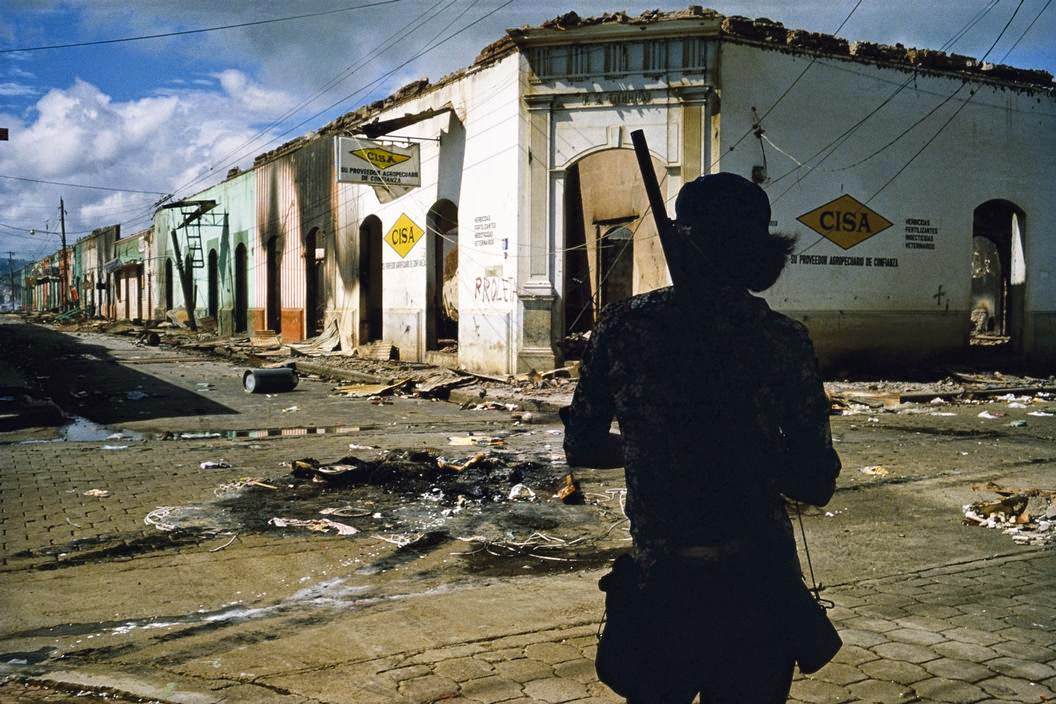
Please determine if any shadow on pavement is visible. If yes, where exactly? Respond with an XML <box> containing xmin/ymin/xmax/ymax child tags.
<box><xmin>0</xmin><ymin>323</ymin><xmax>236</xmax><ymax>425</ymax></box>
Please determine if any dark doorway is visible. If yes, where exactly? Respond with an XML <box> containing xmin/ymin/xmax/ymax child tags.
<box><xmin>972</xmin><ymin>200</ymin><xmax>1025</xmax><ymax>350</ymax></box>
<box><xmin>164</xmin><ymin>259</ymin><xmax>173</xmax><ymax>311</ymax></box>
<box><xmin>562</xmin><ymin>149</ymin><xmax>666</xmax><ymax>339</ymax></box>
<box><xmin>207</xmin><ymin>249</ymin><xmax>219</xmax><ymax>319</ymax></box>
<box><xmin>184</xmin><ymin>255</ymin><xmax>195</xmax><ymax>309</ymax></box>
<box><xmin>598</xmin><ymin>225</ymin><xmax>634</xmax><ymax>309</ymax></box>
<box><xmin>359</xmin><ymin>216</ymin><xmax>383</xmax><ymax>343</ymax></box>
<box><xmin>266</xmin><ymin>235</ymin><xmax>281</xmax><ymax>332</ymax></box>
<box><xmin>304</xmin><ymin>228</ymin><xmax>325</xmax><ymax>338</ymax></box>
<box><xmin>426</xmin><ymin>199</ymin><xmax>459</xmax><ymax>350</ymax></box>
<box><xmin>234</xmin><ymin>243</ymin><xmax>248</xmax><ymax>333</ymax></box>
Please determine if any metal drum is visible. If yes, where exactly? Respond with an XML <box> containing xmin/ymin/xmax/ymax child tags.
<box><xmin>243</xmin><ymin>368</ymin><xmax>298</xmax><ymax>394</ymax></box>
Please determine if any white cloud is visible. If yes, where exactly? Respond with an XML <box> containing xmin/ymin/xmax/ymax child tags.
<box><xmin>0</xmin><ymin>81</ymin><xmax>39</xmax><ymax>97</ymax></box>
<box><xmin>0</xmin><ymin>76</ymin><xmax>293</xmax><ymax>257</ymax></box>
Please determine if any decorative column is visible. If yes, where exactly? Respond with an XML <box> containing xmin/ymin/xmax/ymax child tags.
<box><xmin>517</xmin><ymin>94</ymin><xmax>557</xmax><ymax>372</ymax></box>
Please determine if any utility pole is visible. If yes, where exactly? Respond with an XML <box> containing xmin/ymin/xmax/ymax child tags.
<box><xmin>7</xmin><ymin>251</ymin><xmax>15</xmax><ymax>311</ymax></box>
<box><xmin>58</xmin><ymin>198</ymin><xmax>69</xmax><ymax>310</ymax></box>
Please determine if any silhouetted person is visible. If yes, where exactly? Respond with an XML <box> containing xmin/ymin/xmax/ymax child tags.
<box><xmin>562</xmin><ymin>173</ymin><xmax>841</xmax><ymax>703</ymax></box>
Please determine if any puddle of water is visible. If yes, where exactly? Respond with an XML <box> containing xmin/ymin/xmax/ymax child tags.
<box><xmin>165</xmin><ymin>425</ymin><xmax>375</xmax><ymax>440</ymax></box>
<box><xmin>19</xmin><ymin>416</ymin><xmax>145</xmax><ymax>444</ymax></box>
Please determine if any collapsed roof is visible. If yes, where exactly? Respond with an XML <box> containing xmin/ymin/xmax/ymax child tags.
<box><xmin>251</xmin><ymin>5</ymin><xmax>1054</xmax><ymax>169</ymax></box>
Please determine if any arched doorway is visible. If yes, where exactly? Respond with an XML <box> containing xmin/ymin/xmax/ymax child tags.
<box><xmin>562</xmin><ymin>148</ymin><xmax>667</xmax><ymax>338</ymax></box>
<box><xmin>972</xmin><ymin>200</ymin><xmax>1025</xmax><ymax>350</ymax></box>
<box><xmin>266</xmin><ymin>235</ymin><xmax>281</xmax><ymax>332</ymax></box>
<box><xmin>164</xmin><ymin>259</ymin><xmax>174</xmax><ymax>311</ymax></box>
<box><xmin>207</xmin><ymin>249</ymin><xmax>219</xmax><ymax>319</ymax></box>
<box><xmin>359</xmin><ymin>216</ymin><xmax>383</xmax><ymax>343</ymax></box>
<box><xmin>426</xmin><ymin>199</ymin><xmax>459</xmax><ymax>351</ymax></box>
<box><xmin>304</xmin><ymin>227</ymin><xmax>324</xmax><ymax>338</ymax></box>
<box><xmin>234</xmin><ymin>243</ymin><xmax>248</xmax><ymax>333</ymax></box>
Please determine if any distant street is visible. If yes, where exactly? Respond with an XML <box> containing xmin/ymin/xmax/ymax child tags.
<box><xmin>0</xmin><ymin>319</ymin><xmax>1053</xmax><ymax>703</ymax></box>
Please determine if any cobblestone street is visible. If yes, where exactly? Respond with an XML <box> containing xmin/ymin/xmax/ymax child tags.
<box><xmin>1</xmin><ymin>322</ymin><xmax>1055</xmax><ymax>703</ymax></box>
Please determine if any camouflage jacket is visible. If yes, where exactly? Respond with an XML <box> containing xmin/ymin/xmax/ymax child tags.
<box><xmin>563</xmin><ymin>286</ymin><xmax>840</xmax><ymax>581</ymax></box>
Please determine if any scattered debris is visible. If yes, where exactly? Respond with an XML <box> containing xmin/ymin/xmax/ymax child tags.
<box><xmin>508</xmin><ymin>483</ymin><xmax>536</xmax><ymax>501</ymax></box>
<box><xmin>101</xmin><ymin>444</ymin><xmax>128</xmax><ymax>451</ymax></box>
<box><xmin>1009</xmin><ymin>420</ymin><xmax>1028</xmax><ymax>428</ymax></box>
<box><xmin>268</xmin><ymin>517</ymin><xmax>358</xmax><ymax>536</ymax></box>
<box><xmin>1028</xmin><ymin>411</ymin><xmax>1054</xmax><ymax>417</ymax></box>
<box><xmin>83</xmin><ymin>489</ymin><xmax>110</xmax><ymax>498</ymax></box>
<box><xmin>281</xmin><ymin>405</ymin><xmax>300</xmax><ymax>413</ymax></box>
<box><xmin>858</xmin><ymin>465</ymin><xmax>890</xmax><ymax>477</ymax></box>
<box><xmin>200</xmin><ymin>459</ymin><xmax>232</xmax><ymax>470</ymax></box>
<box><xmin>208</xmin><ymin>533</ymin><xmax>239</xmax><ymax>552</ymax></box>
<box><xmin>181</xmin><ymin>432</ymin><xmax>221</xmax><ymax>439</ymax></box>
<box><xmin>125</xmin><ymin>391</ymin><xmax>147</xmax><ymax>401</ymax></box>
<box><xmin>448</xmin><ymin>434</ymin><xmax>501</xmax><ymax>446</ymax></box>
<box><xmin>978</xmin><ymin>410</ymin><xmax>1005</xmax><ymax>419</ymax></box>
<box><xmin>214</xmin><ymin>477</ymin><xmax>278</xmax><ymax>496</ymax></box>
<box><xmin>557</xmin><ymin>473</ymin><xmax>584</xmax><ymax>504</ymax></box>
<box><xmin>333</xmin><ymin>379</ymin><xmax>411</xmax><ymax>398</ymax></box>
<box><xmin>964</xmin><ymin>483</ymin><xmax>1056</xmax><ymax>546</ymax></box>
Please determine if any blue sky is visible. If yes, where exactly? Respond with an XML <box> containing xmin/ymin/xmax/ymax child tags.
<box><xmin>1</xmin><ymin>0</ymin><xmax>1053</xmax><ymax>258</ymax></box>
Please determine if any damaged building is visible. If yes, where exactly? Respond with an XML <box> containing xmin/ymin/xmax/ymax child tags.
<box><xmin>137</xmin><ymin>6</ymin><xmax>1054</xmax><ymax>370</ymax></box>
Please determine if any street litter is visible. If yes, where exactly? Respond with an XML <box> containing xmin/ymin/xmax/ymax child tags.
<box><xmin>557</xmin><ymin>473</ymin><xmax>584</xmax><ymax>504</ymax></box>
<box><xmin>1007</xmin><ymin>402</ymin><xmax>1027</xmax><ymax>408</ymax></box>
<box><xmin>509</xmin><ymin>483</ymin><xmax>537</xmax><ymax>501</ymax></box>
<box><xmin>1028</xmin><ymin>411</ymin><xmax>1054</xmax><ymax>417</ymax></box>
<box><xmin>448</xmin><ymin>435</ymin><xmax>501</xmax><ymax>446</ymax></box>
<box><xmin>180</xmin><ymin>432</ymin><xmax>221</xmax><ymax>439</ymax></box>
<box><xmin>333</xmin><ymin>379</ymin><xmax>410</xmax><ymax>398</ymax></box>
<box><xmin>437</xmin><ymin>452</ymin><xmax>488</xmax><ymax>473</ymax></box>
<box><xmin>964</xmin><ymin>482</ymin><xmax>1056</xmax><ymax>546</ymax></box>
<box><xmin>83</xmin><ymin>489</ymin><xmax>110</xmax><ymax>498</ymax></box>
<box><xmin>126</xmin><ymin>390</ymin><xmax>148</xmax><ymax>401</ymax></box>
<box><xmin>106</xmin><ymin>433</ymin><xmax>127</xmax><ymax>440</ymax></box>
<box><xmin>268</xmin><ymin>517</ymin><xmax>358</xmax><ymax>536</ymax></box>
<box><xmin>858</xmin><ymin>465</ymin><xmax>890</xmax><ymax>477</ymax></box>
<box><xmin>200</xmin><ymin>459</ymin><xmax>232</xmax><ymax>470</ymax></box>
<box><xmin>1009</xmin><ymin>420</ymin><xmax>1027</xmax><ymax>428</ymax></box>
<box><xmin>102</xmin><ymin>444</ymin><xmax>128</xmax><ymax>450</ymax></box>
<box><xmin>465</xmin><ymin>401</ymin><xmax>520</xmax><ymax>412</ymax></box>
<box><xmin>281</xmin><ymin>406</ymin><xmax>299</xmax><ymax>413</ymax></box>
<box><xmin>214</xmin><ymin>477</ymin><xmax>277</xmax><ymax>496</ymax></box>
<box><xmin>196</xmin><ymin>382</ymin><xmax>215</xmax><ymax>391</ymax></box>
<box><xmin>320</xmin><ymin>506</ymin><xmax>373</xmax><ymax>518</ymax></box>
<box><xmin>978</xmin><ymin>410</ymin><xmax>1005</xmax><ymax>419</ymax></box>
<box><xmin>930</xmin><ymin>412</ymin><xmax>957</xmax><ymax>417</ymax></box>
<box><xmin>373</xmin><ymin>533</ymin><xmax>425</xmax><ymax>547</ymax></box>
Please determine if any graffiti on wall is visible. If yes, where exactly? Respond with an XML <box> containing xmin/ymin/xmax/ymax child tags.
<box><xmin>473</xmin><ymin>274</ymin><xmax>514</xmax><ymax>304</ymax></box>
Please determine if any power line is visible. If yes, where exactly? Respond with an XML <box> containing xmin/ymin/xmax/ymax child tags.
<box><xmin>863</xmin><ymin>0</ymin><xmax>1029</xmax><ymax>204</ymax></box>
<box><xmin>793</xmin><ymin>0</ymin><xmax>1036</xmax><ymax>259</ymax></box>
<box><xmin>1</xmin><ymin>0</ymin><xmax>408</xmax><ymax>54</ymax></box>
<box><xmin>170</xmin><ymin>0</ymin><xmax>463</xmax><ymax>201</ymax></box>
<box><xmin>999</xmin><ymin>0</ymin><xmax>1053</xmax><ymax>62</ymax></box>
<box><xmin>829</xmin><ymin>0</ymin><xmax>1026</xmax><ymax>174</ymax></box>
<box><xmin>0</xmin><ymin>174</ymin><xmax>166</xmax><ymax>195</ymax></box>
<box><xmin>154</xmin><ymin>0</ymin><xmax>513</xmax><ymax>215</ymax></box>
<box><xmin>707</xmin><ymin>0</ymin><xmax>866</xmax><ymax>171</ymax></box>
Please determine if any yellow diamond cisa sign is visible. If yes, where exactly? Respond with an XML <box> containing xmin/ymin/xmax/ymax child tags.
<box><xmin>796</xmin><ymin>194</ymin><xmax>893</xmax><ymax>250</ymax></box>
<box><xmin>385</xmin><ymin>213</ymin><xmax>425</xmax><ymax>258</ymax></box>
<box><xmin>352</xmin><ymin>147</ymin><xmax>411</xmax><ymax>170</ymax></box>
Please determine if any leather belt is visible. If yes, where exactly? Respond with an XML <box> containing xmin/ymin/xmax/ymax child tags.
<box><xmin>675</xmin><ymin>540</ymin><xmax>746</xmax><ymax>561</ymax></box>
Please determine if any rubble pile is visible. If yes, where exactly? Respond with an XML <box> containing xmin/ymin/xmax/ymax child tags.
<box><xmin>963</xmin><ymin>482</ymin><xmax>1056</xmax><ymax>547</ymax></box>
